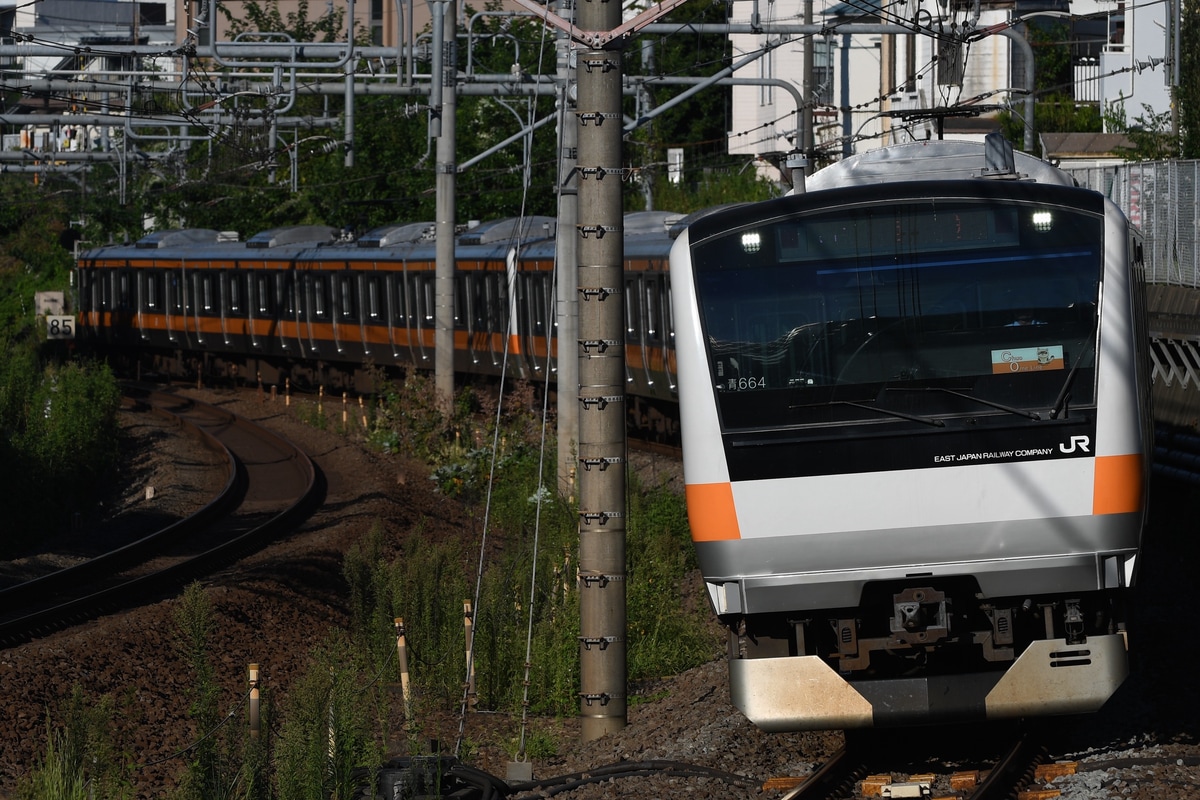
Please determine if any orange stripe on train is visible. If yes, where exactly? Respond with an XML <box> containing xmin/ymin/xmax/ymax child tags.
<box><xmin>1093</xmin><ymin>454</ymin><xmax>1144</xmax><ymax>515</ymax></box>
<box><xmin>685</xmin><ymin>482</ymin><xmax>741</xmax><ymax>541</ymax></box>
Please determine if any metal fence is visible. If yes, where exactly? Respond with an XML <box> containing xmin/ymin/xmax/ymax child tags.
<box><xmin>1066</xmin><ymin>160</ymin><xmax>1200</xmax><ymax>287</ymax></box>
<box><xmin>1067</xmin><ymin>160</ymin><xmax>1200</xmax><ymax>427</ymax></box>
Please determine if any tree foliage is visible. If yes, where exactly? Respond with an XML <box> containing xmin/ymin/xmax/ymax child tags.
<box><xmin>1179</xmin><ymin>0</ymin><xmax>1200</xmax><ymax>157</ymax></box>
<box><xmin>997</xmin><ymin>21</ymin><xmax>1102</xmax><ymax>155</ymax></box>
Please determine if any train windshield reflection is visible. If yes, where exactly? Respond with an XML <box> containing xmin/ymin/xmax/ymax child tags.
<box><xmin>690</xmin><ymin>198</ymin><xmax>1104</xmax><ymax>431</ymax></box>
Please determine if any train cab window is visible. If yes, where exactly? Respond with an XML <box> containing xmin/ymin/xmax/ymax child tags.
<box><xmin>366</xmin><ymin>276</ymin><xmax>381</xmax><ymax>319</ymax></box>
<box><xmin>690</xmin><ymin>194</ymin><xmax>1105</xmax><ymax>430</ymax></box>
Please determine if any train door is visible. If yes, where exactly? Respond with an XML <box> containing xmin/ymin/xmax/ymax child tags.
<box><xmin>198</xmin><ymin>268</ymin><xmax>216</xmax><ymax>346</ymax></box>
<box><xmin>415</xmin><ymin>271</ymin><xmax>435</xmax><ymax>365</ymax></box>
<box><xmin>362</xmin><ymin>270</ymin><xmax>383</xmax><ymax>361</ymax></box>
<box><xmin>136</xmin><ymin>269</ymin><xmax>151</xmax><ymax>341</ymax></box>
<box><xmin>458</xmin><ymin>266</ymin><xmax>478</xmax><ymax>369</ymax></box>
<box><xmin>484</xmin><ymin>264</ymin><xmax>507</xmax><ymax>371</ymax></box>
<box><xmin>179</xmin><ymin>260</ymin><xmax>197</xmax><ymax>347</ymax></box>
<box><xmin>249</xmin><ymin>271</ymin><xmax>270</xmax><ymax>351</ymax></box>
<box><xmin>306</xmin><ymin>270</ymin><xmax>330</xmax><ymax>355</ymax></box>
<box><xmin>334</xmin><ymin>268</ymin><xmax>355</xmax><ymax>356</ymax></box>
<box><xmin>624</xmin><ymin>273</ymin><xmax>643</xmax><ymax>390</ymax></box>
<box><xmin>385</xmin><ymin>267</ymin><xmax>408</xmax><ymax>362</ymax></box>
<box><xmin>519</xmin><ymin>270</ymin><xmax>551</xmax><ymax>380</ymax></box>
<box><xmin>168</xmin><ymin>268</ymin><xmax>183</xmax><ymax>344</ymax></box>
<box><xmin>221</xmin><ymin>269</ymin><xmax>247</xmax><ymax>347</ymax></box>
<box><xmin>642</xmin><ymin>272</ymin><xmax>666</xmax><ymax>391</ymax></box>
<box><xmin>275</xmin><ymin>270</ymin><xmax>297</xmax><ymax>355</ymax></box>
<box><xmin>662</xmin><ymin>275</ymin><xmax>677</xmax><ymax>392</ymax></box>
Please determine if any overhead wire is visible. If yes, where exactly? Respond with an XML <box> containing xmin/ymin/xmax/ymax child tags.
<box><xmin>453</xmin><ymin>4</ymin><xmax>556</xmax><ymax>761</ymax></box>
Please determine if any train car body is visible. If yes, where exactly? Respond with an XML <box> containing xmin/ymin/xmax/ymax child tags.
<box><xmin>670</xmin><ymin>137</ymin><xmax>1152</xmax><ymax>730</ymax></box>
<box><xmin>75</xmin><ymin>212</ymin><xmax>681</xmax><ymax>432</ymax></box>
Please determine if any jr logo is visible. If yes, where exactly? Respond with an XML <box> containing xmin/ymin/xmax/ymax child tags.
<box><xmin>1059</xmin><ymin>435</ymin><xmax>1091</xmax><ymax>454</ymax></box>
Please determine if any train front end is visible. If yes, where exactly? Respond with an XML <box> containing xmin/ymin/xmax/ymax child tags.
<box><xmin>669</xmin><ymin>141</ymin><xmax>1150</xmax><ymax>730</ymax></box>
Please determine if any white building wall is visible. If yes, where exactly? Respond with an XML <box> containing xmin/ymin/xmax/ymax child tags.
<box><xmin>1097</xmin><ymin>0</ymin><xmax>1172</xmax><ymax>125</ymax></box>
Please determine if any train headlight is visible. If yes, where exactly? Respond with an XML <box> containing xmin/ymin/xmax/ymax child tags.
<box><xmin>741</xmin><ymin>231</ymin><xmax>762</xmax><ymax>253</ymax></box>
<box><xmin>1032</xmin><ymin>210</ymin><xmax>1053</xmax><ymax>231</ymax></box>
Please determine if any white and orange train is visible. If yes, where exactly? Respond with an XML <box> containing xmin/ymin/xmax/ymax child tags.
<box><xmin>670</xmin><ymin>136</ymin><xmax>1153</xmax><ymax>729</ymax></box>
<box><xmin>75</xmin><ymin>211</ymin><xmax>682</xmax><ymax>438</ymax></box>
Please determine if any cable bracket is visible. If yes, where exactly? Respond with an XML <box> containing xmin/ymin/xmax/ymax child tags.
<box><xmin>578</xmin><ymin>455</ymin><xmax>623</xmax><ymax>470</ymax></box>
<box><xmin>579</xmin><ymin>509</ymin><xmax>624</xmax><ymax>525</ymax></box>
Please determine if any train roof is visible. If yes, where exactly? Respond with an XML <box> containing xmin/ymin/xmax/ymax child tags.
<box><xmin>804</xmin><ymin>137</ymin><xmax>1076</xmax><ymax>192</ymax></box>
<box><xmin>458</xmin><ymin>216</ymin><xmax>557</xmax><ymax>246</ymax></box>
<box><xmin>356</xmin><ymin>222</ymin><xmax>436</xmax><ymax>248</ymax></box>
<box><xmin>82</xmin><ymin>211</ymin><xmax>684</xmax><ymax>262</ymax></box>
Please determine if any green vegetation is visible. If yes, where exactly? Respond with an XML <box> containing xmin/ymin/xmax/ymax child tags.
<box><xmin>0</xmin><ymin>176</ymin><xmax>123</xmax><ymax>556</ymax></box>
<box><xmin>16</xmin><ymin>688</ymin><xmax>130</xmax><ymax>800</ymax></box>
<box><xmin>343</xmin><ymin>378</ymin><xmax>717</xmax><ymax>729</ymax></box>
<box><xmin>20</xmin><ymin>376</ymin><xmax>712</xmax><ymax>798</ymax></box>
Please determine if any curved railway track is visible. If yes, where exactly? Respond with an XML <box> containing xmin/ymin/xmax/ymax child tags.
<box><xmin>0</xmin><ymin>388</ymin><xmax>322</xmax><ymax>647</ymax></box>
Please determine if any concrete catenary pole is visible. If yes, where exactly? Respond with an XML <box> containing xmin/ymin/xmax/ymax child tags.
<box><xmin>555</xmin><ymin>0</ymin><xmax>580</xmax><ymax>499</ymax></box>
<box><xmin>575</xmin><ymin>0</ymin><xmax>626</xmax><ymax>740</ymax></box>
<box><xmin>433</xmin><ymin>0</ymin><xmax>457</xmax><ymax>410</ymax></box>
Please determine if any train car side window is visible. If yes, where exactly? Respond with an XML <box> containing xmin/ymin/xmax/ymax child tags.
<box><xmin>117</xmin><ymin>271</ymin><xmax>132</xmax><ymax>311</ymax></box>
<box><xmin>393</xmin><ymin>275</ymin><xmax>410</xmax><ymax>326</ymax></box>
<box><xmin>525</xmin><ymin>273</ymin><xmax>549</xmax><ymax>336</ymax></box>
<box><xmin>145</xmin><ymin>271</ymin><xmax>160</xmax><ymax>310</ymax></box>
<box><xmin>170</xmin><ymin>273</ymin><xmax>183</xmax><ymax>312</ymax></box>
<box><xmin>275</xmin><ymin>273</ymin><xmax>295</xmax><ymax>316</ymax></box>
<box><xmin>366</xmin><ymin>276</ymin><xmax>381</xmax><ymax>319</ymax></box>
<box><xmin>313</xmin><ymin>275</ymin><xmax>328</xmax><ymax>318</ymax></box>
<box><xmin>256</xmin><ymin>275</ymin><xmax>272</xmax><ymax>315</ymax></box>
<box><xmin>422</xmin><ymin>276</ymin><xmax>435</xmax><ymax>323</ymax></box>
<box><xmin>338</xmin><ymin>274</ymin><xmax>355</xmax><ymax>321</ymax></box>
<box><xmin>227</xmin><ymin>272</ymin><xmax>245</xmax><ymax>315</ymax></box>
<box><xmin>625</xmin><ymin>276</ymin><xmax>642</xmax><ymax>341</ymax></box>
<box><xmin>644</xmin><ymin>276</ymin><xmax>661</xmax><ymax>342</ymax></box>
<box><xmin>665</xmin><ymin>281</ymin><xmax>675</xmax><ymax>342</ymax></box>
<box><xmin>455</xmin><ymin>273</ymin><xmax>469</xmax><ymax>329</ymax></box>
<box><xmin>486</xmin><ymin>273</ymin><xmax>504</xmax><ymax>332</ymax></box>
<box><xmin>201</xmin><ymin>274</ymin><xmax>214</xmax><ymax>313</ymax></box>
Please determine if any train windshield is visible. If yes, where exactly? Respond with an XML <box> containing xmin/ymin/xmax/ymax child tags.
<box><xmin>691</xmin><ymin>197</ymin><xmax>1104</xmax><ymax>431</ymax></box>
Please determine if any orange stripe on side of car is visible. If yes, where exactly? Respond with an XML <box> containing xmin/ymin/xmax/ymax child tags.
<box><xmin>686</xmin><ymin>482</ymin><xmax>742</xmax><ymax>541</ymax></box>
<box><xmin>1093</xmin><ymin>454</ymin><xmax>1144</xmax><ymax>515</ymax></box>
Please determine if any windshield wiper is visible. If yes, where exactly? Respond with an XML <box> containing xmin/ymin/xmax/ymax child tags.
<box><xmin>1050</xmin><ymin>324</ymin><xmax>1099</xmax><ymax>419</ymax></box>
<box><xmin>793</xmin><ymin>399</ymin><xmax>945</xmax><ymax>427</ymax></box>
<box><xmin>885</xmin><ymin>387</ymin><xmax>1042</xmax><ymax>420</ymax></box>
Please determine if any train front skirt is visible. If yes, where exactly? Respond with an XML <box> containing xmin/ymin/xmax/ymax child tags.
<box><xmin>728</xmin><ymin>632</ymin><xmax>1129</xmax><ymax>730</ymax></box>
